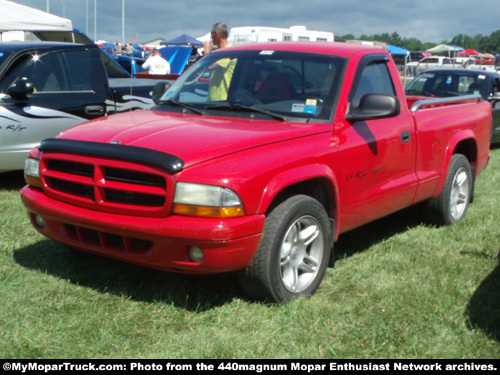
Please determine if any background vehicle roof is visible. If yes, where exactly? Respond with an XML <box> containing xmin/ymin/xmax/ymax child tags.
<box><xmin>418</xmin><ymin>68</ymin><xmax>500</xmax><ymax>77</ymax></box>
<box><xmin>0</xmin><ymin>41</ymin><xmax>91</xmax><ymax>52</ymax></box>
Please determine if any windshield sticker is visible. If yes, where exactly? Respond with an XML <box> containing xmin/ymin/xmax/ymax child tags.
<box><xmin>259</xmin><ymin>50</ymin><xmax>274</xmax><ymax>55</ymax></box>
<box><xmin>292</xmin><ymin>103</ymin><xmax>305</xmax><ymax>113</ymax></box>
<box><xmin>446</xmin><ymin>75</ymin><xmax>452</xmax><ymax>85</ymax></box>
<box><xmin>478</xmin><ymin>75</ymin><xmax>486</xmax><ymax>80</ymax></box>
<box><xmin>304</xmin><ymin>99</ymin><xmax>318</xmax><ymax>115</ymax></box>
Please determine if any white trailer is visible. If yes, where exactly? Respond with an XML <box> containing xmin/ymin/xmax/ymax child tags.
<box><xmin>229</xmin><ymin>26</ymin><xmax>334</xmax><ymax>45</ymax></box>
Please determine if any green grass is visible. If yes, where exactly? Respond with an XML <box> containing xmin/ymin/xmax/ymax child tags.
<box><xmin>1</xmin><ymin>149</ymin><xmax>500</xmax><ymax>359</ymax></box>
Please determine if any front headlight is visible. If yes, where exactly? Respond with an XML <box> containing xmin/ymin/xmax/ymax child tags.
<box><xmin>24</xmin><ymin>157</ymin><xmax>42</xmax><ymax>187</ymax></box>
<box><xmin>172</xmin><ymin>182</ymin><xmax>245</xmax><ymax>218</ymax></box>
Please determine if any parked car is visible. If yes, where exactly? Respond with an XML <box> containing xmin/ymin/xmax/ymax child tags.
<box><xmin>405</xmin><ymin>56</ymin><xmax>463</xmax><ymax>76</ymax></box>
<box><xmin>0</xmin><ymin>42</ymin><xmax>171</xmax><ymax>172</ymax></box>
<box><xmin>405</xmin><ymin>69</ymin><xmax>500</xmax><ymax>144</ymax></box>
<box><xmin>113</xmin><ymin>55</ymin><xmax>146</xmax><ymax>75</ymax></box>
<box><xmin>409</xmin><ymin>51</ymin><xmax>427</xmax><ymax>62</ymax></box>
<box><xmin>21</xmin><ymin>42</ymin><xmax>491</xmax><ymax>302</ymax></box>
<box><xmin>473</xmin><ymin>54</ymin><xmax>495</xmax><ymax>65</ymax></box>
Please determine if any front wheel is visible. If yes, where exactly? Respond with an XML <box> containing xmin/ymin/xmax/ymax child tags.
<box><xmin>424</xmin><ymin>154</ymin><xmax>473</xmax><ymax>226</ymax></box>
<box><xmin>238</xmin><ymin>195</ymin><xmax>332</xmax><ymax>303</ymax></box>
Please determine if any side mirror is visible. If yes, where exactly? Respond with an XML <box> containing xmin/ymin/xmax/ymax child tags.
<box><xmin>7</xmin><ymin>78</ymin><xmax>34</xmax><ymax>101</ymax></box>
<box><xmin>152</xmin><ymin>81</ymin><xmax>171</xmax><ymax>104</ymax></box>
<box><xmin>346</xmin><ymin>94</ymin><xmax>400</xmax><ymax>121</ymax></box>
<box><xmin>488</xmin><ymin>92</ymin><xmax>500</xmax><ymax>105</ymax></box>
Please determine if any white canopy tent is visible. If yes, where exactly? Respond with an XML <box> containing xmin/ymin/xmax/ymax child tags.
<box><xmin>425</xmin><ymin>44</ymin><xmax>462</xmax><ymax>57</ymax></box>
<box><xmin>0</xmin><ymin>0</ymin><xmax>72</xmax><ymax>35</ymax></box>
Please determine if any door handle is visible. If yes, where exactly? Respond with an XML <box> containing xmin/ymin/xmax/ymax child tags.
<box><xmin>85</xmin><ymin>105</ymin><xmax>105</xmax><ymax>116</ymax></box>
<box><xmin>401</xmin><ymin>130</ymin><xmax>411</xmax><ymax>143</ymax></box>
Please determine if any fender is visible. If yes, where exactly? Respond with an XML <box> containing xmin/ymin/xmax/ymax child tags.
<box><xmin>432</xmin><ymin>129</ymin><xmax>477</xmax><ymax>199</ymax></box>
<box><xmin>257</xmin><ymin>163</ymin><xmax>341</xmax><ymax>238</ymax></box>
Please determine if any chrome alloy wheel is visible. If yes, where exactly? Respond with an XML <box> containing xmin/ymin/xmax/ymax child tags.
<box><xmin>450</xmin><ymin>167</ymin><xmax>470</xmax><ymax>221</ymax></box>
<box><xmin>280</xmin><ymin>215</ymin><xmax>325</xmax><ymax>293</ymax></box>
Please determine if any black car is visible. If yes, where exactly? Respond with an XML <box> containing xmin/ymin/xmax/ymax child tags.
<box><xmin>405</xmin><ymin>69</ymin><xmax>500</xmax><ymax>144</ymax></box>
<box><xmin>0</xmin><ymin>42</ymin><xmax>169</xmax><ymax>172</ymax></box>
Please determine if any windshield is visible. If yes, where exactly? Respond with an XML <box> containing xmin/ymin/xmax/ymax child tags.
<box><xmin>406</xmin><ymin>71</ymin><xmax>489</xmax><ymax>99</ymax></box>
<box><xmin>0</xmin><ymin>50</ymin><xmax>13</xmax><ymax>68</ymax></box>
<box><xmin>159</xmin><ymin>49</ymin><xmax>346</xmax><ymax>122</ymax></box>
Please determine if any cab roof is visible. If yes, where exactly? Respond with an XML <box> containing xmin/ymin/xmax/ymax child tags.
<box><xmin>218</xmin><ymin>41</ymin><xmax>389</xmax><ymax>59</ymax></box>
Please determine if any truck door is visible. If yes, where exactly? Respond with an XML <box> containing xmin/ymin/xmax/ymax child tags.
<box><xmin>336</xmin><ymin>55</ymin><xmax>417</xmax><ymax>232</ymax></box>
<box><xmin>0</xmin><ymin>48</ymin><xmax>106</xmax><ymax>171</ymax></box>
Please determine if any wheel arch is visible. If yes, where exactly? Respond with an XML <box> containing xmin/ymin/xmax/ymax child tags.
<box><xmin>256</xmin><ymin>164</ymin><xmax>340</xmax><ymax>238</ymax></box>
<box><xmin>435</xmin><ymin>132</ymin><xmax>478</xmax><ymax>199</ymax></box>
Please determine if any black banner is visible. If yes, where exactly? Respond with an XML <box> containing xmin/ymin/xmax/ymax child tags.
<box><xmin>1</xmin><ymin>359</ymin><xmax>498</xmax><ymax>374</ymax></box>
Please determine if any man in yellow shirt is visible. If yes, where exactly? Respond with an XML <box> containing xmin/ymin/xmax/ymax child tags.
<box><xmin>204</xmin><ymin>22</ymin><xmax>236</xmax><ymax>101</ymax></box>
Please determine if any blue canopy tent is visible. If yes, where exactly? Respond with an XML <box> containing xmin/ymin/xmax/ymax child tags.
<box><xmin>387</xmin><ymin>45</ymin><xmax>410</xmax><ymax>85</ymax></box>
<box><xmin>158</xmin><ymin>34</ymin><xmax>202</xmax><ymax>75</ymax></box>
<box><xmin>160</xmin><ymin>34</ymin><xmax>203</xmax><ymax>47</ymax></box>
<box><xmin>388</xmin><ymin>44</ymin><xmax>409</xmax><ymax>56</ymax></box>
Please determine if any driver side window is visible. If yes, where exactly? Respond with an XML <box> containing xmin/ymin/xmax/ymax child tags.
<box><xmin>16</xmin><ymin>52</ymin><xmax>64</xmax><ymax>92</ymax></box>
<box><xmin>7</xmin><ymin>50</ymin><xmax>93</xmax><ymax>93</ymax></box>
<box><xmin>352</xmin><ymin>62</ymin><xmax>396</xmax><ymax>107</ymax></box>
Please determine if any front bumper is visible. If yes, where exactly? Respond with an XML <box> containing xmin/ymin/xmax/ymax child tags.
<box><xmin>21</xmin><ymin>186</ymin><xmax>265</xmax><ymax>274</ymax></box>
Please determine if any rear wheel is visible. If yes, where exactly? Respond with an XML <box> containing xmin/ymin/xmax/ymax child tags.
<box><xmin>238</xmin><ymin>195</ymin><xmax>332</xmax><ymax>303</ymax></box>
<box><xmin>425</xmin><ymin>154</ymin><xmax>473</xmax><ymax>225</ymax></box>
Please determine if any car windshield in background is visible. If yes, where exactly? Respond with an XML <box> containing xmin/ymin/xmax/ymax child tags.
<box><xmin>0</xmin><ymin>50</ymin><xmax>12</xmax><ymax>67</ymax></box>
<box><xmin>406</xmin><ymin>71</ymin><xmax>489</xmax><ymax>99</ymax></box>
<box><xmin>160</xmin><ymin>49</ymin><xmax>346</xmax><ymax>122</ymax></box>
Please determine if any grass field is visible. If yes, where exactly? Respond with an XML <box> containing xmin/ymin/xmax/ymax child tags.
<box><xmin>1</xmin><ymin>148</ymin><xmax>499</xmax><ymax>359</ymax></box>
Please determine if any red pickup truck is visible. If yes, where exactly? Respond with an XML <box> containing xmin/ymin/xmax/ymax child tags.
<box><xmin>21</xmin><ymin>42</ymin><xmax>491</xmax><ymax>303</ymax></box>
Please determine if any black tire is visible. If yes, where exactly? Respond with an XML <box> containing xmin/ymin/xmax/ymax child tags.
<box><xmin>238</xmin><ymin>195</ymin><xmax>332</xmax><ymax>303</ymax></box>
<box><xmin>424</xmin><ymin>154</ymin><xmax>473</xmax><ymax>226</ymax></box>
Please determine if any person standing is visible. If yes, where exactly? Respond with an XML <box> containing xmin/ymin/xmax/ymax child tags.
<box><xmin>203</xmin><ymin>22</ymin><xmax>235</xmax><ymax>101</ymax></box>
<box><xmin>142</xmin><ymin>49</ymin><xmax>170</xmax><ymax>75</ymax></box>
<box><xmin>203</xmin><ymin>22</ymin><xmax>230</xmax><ymax>55</ymax></box>
<box><xmin>125</xmin><ymin>43</ymin><xmax>134</xmax><ymax>56</ymax></box>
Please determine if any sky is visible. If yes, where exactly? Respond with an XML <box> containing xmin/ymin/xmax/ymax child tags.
<box><xmin>10</xmin><ymin>0</ymin><xmax>500</xmax><ymax>46</ymax></box>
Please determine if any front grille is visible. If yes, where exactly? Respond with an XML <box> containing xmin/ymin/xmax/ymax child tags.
<box><xmin>41</xmin><ymin>154</ymin><xmax>173</xmax><ymax>217</ymax></box>
<box><xmin>105</xmin><ymin>168</ymin><xmax>166</xmax><ymax>188</ymax></box>
<box><xmin>48</xmin><ymin>160</ymin><xmax>94</xmax><ymax>177</ymax></box>
<box><xmin>105</xmin><ymin>189</ymin><xmax>165</xmax><ymax>206</ymax></box>
<box><xmin>48</xmin><ymin>178</ymin><xmax>96</xmax><ymax>200</ymax></box>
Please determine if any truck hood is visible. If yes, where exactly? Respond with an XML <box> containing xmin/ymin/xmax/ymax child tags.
<box><xmin>57</xmin><ymin>110</ymin><xmax>331</xmax><ymax>169</ymax></box>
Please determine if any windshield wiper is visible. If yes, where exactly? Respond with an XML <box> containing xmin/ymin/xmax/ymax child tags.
<box><xmin>160</xmin><ymin>100</ymin><xmax>206</xmax><ymax>115</ymax></box>
<box><xmin>205</xmin><ymin>104</ymin><xmax>287</xmax><ymax>121</ymax></box>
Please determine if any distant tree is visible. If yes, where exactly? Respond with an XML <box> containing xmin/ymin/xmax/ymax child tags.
<box><xmin>450</xmin><ymin>34</ymin><xmax>477</xmax><ymax>50</ymax></box>
<box><xmin>402</xmin><ymin>37</ymin><xmax>424</xmax><ymax>52</ymax></box>
<box><xmin>338</xmin><ymin>34</ymin><xmax>355</xmax><ymax>40</ymax></box>
<box><xmin>347</xmin><ymin>29</ymin><xmax>500</xmax><ymax>54</ymax></box>
<box><xmin>422</xmin><ymin>42</ymin><xmax>436</xmax><ymax>51</ymax></box>
<box><xmin>489</xmin><ymin>30</ymin><xmax>500</xmax><ymax>53</ymax></box>
<box><xmin>390</xmin><ymin>32</ymin><xmax>403</xmax><ymax>46</ymax></box>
